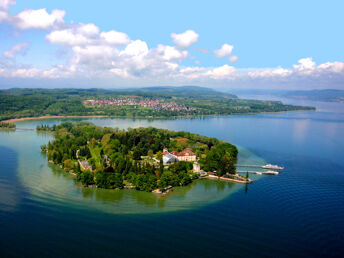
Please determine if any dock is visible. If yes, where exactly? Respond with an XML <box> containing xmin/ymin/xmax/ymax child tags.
<box><xmin>237</xmin><ymin>170</ymin><xmax>279</xmax><ymax>175</ymax></box>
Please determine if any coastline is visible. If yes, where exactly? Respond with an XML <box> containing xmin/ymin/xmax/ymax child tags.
<box><xmin>1</xmin><ymin>115</ymin><xmax>109</xmax><ymax>123</ymax></box>
<box><xmin>1</xmin><ymin>108</ymin><xmax>315</xmax><ymax>124</ymax></box>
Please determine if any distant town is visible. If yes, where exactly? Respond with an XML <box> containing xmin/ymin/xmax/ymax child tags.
<box><xmin>84</xmin><ymin>97</ymin><xmax>196</xmax><ymax>112</ymax></box>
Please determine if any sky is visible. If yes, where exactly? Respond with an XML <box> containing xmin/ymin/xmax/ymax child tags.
<box><xmin>0</xmin><ymin>0</ymin><xmax>343</xmax><ymax>90</ymax></box>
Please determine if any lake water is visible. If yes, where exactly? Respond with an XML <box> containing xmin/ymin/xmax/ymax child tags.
<box><xmin>1</xmin><ymin>98</ymin><xmax>344</xmax><ymax>257</ymax></box>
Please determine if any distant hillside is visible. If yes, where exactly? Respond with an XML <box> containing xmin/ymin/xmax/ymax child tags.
<box><xmin>2</xmin><ymin>86</ymin><xmax>238</xmax><ymax>100</ymax></box>
<box><xmin>223</xmin><ymin>88</ymin><xmax>344</xmax><ymax>103</ymax></box>
<box><xmin>282</xmin><ymin>89</ymin><xmax>344</xmax><ymax>102</ymax></box>
<box><xmin>115</xmin><ymin>86</ymin><xmax>238</xmax><ymax>99</ymax></box>
<box><xmin>0</xmin><ymin>87</ymin><xmax>315</xmax><ymax>121</ymax></box>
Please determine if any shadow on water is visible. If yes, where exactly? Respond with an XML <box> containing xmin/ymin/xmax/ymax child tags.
<box><xmin>47</xmin><ymin>160</ymin><xmax>239</xmax><ymax>212</ymax></box>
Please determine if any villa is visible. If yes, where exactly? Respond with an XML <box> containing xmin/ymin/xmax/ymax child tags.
<box><xmin>163</xmin><ymin>147</ymin><xmax>197</xmax><ymax>164</ymax></box>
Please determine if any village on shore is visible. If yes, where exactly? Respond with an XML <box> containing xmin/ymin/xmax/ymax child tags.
<box><xmin>84</xmin><ymin>97</ymin><xmax>196</xmax><ymax>112</ymax></box>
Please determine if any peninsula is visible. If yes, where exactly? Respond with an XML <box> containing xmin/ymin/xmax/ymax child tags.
<box><xmin>0</xmin><ymin>87</ymin><xmax>315</xmax><ymax>122</ymax></box>
<box><xmin>41</xmin><ymin>122</ymin><xmax>247</xmax><ymax>192</ymax></box>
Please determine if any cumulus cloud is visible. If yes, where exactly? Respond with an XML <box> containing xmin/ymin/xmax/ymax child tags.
<box><xmin>11</xmin><ymin>68</ymin><xmax>41</xmax><ymax>78</ymax></box>
<box><xmin>171</xmin><ymin>30</ymin><xmax>199</xmax><ymax>49</ymax></box>
<box><xmin>100</xmin><ymin>30</ymin><xmax>130</xmax><ymax>45</ymax></box>
<box><xmin>11</xmin><ymin>8</ymin><xmax>65</xmax><ymax>30</ymax></box>
<box><xmin>0</xmin><ymin>1</ymin><xmax>65</xmax><ymax>29</ymax></box>
<box><xmin>293</xmin><ymin>57</ymin><xmax>316</xmax><ymax>75</ymax></box>
<box><xmin>247</xmin><ymin>57</ymin><xmax>344</xmax><ymax>83</ymax></box>
<box><xmin>248</xmin><ymin>67</ymin><xmax>292</xmax><ymax>78</ymax></box>
<box><xmin>0</xmin><ymin>0</ymin><xmax>15</xmax><ymax>10</ymax></box>
<box><xmin>205</xmin><ymin>64</ymin><xmax>236</xmax><ymax>79</ymax></box>
<box><xmin>214</xmin><ymin>44</ymin><xmax>234</xmax><ymax>58</ymax></box>
<box><xmin>156</xmin><ymin>45</ymin><xmax>188</xmax><ymax>61</ymax></box>
<box><xmin>0</xmin><ymin>0</ymin><xmax>15</xmax><ymax>22</ymax></box>
<box><xmin>46</xmin><ymin>23</ymin><xmax>100</xmax><ymax>46</ymax></box>
<box><xmin>3</xmin><ymin>42</ymin><xmax>30</xmax><ymax>59</ymax></box>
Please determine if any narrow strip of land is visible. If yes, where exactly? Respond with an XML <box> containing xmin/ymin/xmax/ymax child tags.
<box><xmin>2</xmin><ymin>115</ymin><xmax>109</xmax><ymax>123</ymax></box>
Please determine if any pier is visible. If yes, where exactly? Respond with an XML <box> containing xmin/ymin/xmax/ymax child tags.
<box><xmin>237</xmin><ymin>170</ymin><xmax>279</xmax><ymax>175</ymax></box>
<box><xmin>237</xmin><ymin>164</ymin><xmax>284</xmax><ymax>170</ymax></box>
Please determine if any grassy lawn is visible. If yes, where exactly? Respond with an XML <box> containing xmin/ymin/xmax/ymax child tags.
<box><xmin>89</xmin><ymin>145</ymin><xmax>102</xmax><ymax>168</ymax></box>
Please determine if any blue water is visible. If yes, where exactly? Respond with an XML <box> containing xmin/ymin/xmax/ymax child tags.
<box><xmin>0</xmin><ymin>98</ymin><xmax>344</xmax><ymax>257</ymax></box>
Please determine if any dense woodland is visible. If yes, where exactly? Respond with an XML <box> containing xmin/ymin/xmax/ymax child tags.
<box><xmin>41</xmin><ymin>122</ymin><xmax>238</xmax><ymax>191</ymax></box>
<box><xmin>0</xmin><ymin>87</ymin><xmax>315</xmax><ymax>121</ymax></box>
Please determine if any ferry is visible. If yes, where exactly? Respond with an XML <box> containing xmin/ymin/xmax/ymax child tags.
<box><xmin>262</xmin><ymin>164</ymin><xmax>284</xmax><ymax>170</ymax></box>
<box><xmin>264</xmin><ymin>170</ymin><xmax>279</xmax><ymax>175</ymax></box>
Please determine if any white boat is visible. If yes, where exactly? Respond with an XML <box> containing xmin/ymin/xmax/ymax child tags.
<box><xmin>255</xmin><ymin>172</ymin><xmax>263</xmax><ymax>175</ymax></box>
<box><xmin>264</xmin><ymin>170</ymin><xmax>279</xmax><ymax>175</ymax></box>
<box><xmin>262</xmin><ymin>164</ymin><xmax>284</xmax><ymax>170</ymax></box>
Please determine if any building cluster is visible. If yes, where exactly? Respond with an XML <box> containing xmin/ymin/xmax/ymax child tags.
<box><xmin>162</xmin><ymin>147</ymin><xmax>197</xmax><ymax>164</ymax></box>
<box><xmin>84</xmin><ymin>98</ymin><xmax>196</xmax><ymax>112</ymax></box>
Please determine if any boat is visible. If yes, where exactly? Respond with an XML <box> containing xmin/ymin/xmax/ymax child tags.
<box><xmin>262</xmin><ymin>164</ymin><xmax>284</xmax><ymax>170</ymax></box>
<box><xmin>264</xmin><ymin>170</ymin><xmax>279</xmax><ymax>175</ymax></box>
<box><xmin>255</xmin><ymin>172</ymin><xmax>263</xmax><ymax>175</ymax></box>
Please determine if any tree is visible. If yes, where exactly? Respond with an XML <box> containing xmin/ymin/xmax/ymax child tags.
<box><xmin>180</xmin><ymin>173</ymin><xmax>192</xmax><ymax>186</ymax></box>
<box><xmin>147</xmin><ymin>149</ymin><xmax>154</xmax><ymax>158</ymax></box>
<box><xmin>77</xmin><ymin>171</ymin><xmax>94</xmax><ymax>186</ymax></box>
<box><xmin>63</xmin><ymin>159</ymin><xmax>74</xmax><ymax>171</ymax></box>
<box><xmin>95</xmin><ymin>171</ymin><xmax>110</xmax><ymax>188</ymax></box>
<box><xmin>159</xmin><ymin>157</ymin><xmax>164</xmax><ymax>177</ymax></box>
<box><xmin>133</xmin><ymin>147</ymin><xmax>141</xmax><ymax>160</ymax></box>
<box><xmin>158</xmin><ymin>171</ymin><xmax>179</xmax><ymax>188</ymax></box>
<box><xmin>108</xmin><ymin>173</ymin><xmax>124</xmax><ymax>189</ymax></box>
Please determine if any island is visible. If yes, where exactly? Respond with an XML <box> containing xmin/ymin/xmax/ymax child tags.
<box><xmin>40</xmin><ymin>122</ymin><xmax>249</xmax><ymax>193</ymax></box>
<box><xmin>0</xmin><ymin>86</ymin><xmax>315</xmax><ymax>122</ymax></box>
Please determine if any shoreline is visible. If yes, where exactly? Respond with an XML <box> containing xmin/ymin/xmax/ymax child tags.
<box><xmin>1</xmin><ymin>115</ymin><xmax>109</xmax><ymax>123</ymax></box>
<box><xmin>1</xmin><ymin>109</ymin><xmax>315</xmax><ymax>124</ymax></box>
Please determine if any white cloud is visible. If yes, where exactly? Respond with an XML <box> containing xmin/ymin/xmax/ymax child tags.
<box><xmin>229</xmin><ymin>55</ymin><xmax>239</xmax><ymax>63</ymax></box>
<box><xmin>248</xmin><ymin>67</ymin><xmax>292</xmax><ymax>78</ymax></box>
<box><xmin>293</xmin><ymin>57</ymin><xmax>316</xmax><ymax>75</ymax></box>
<box><xmin>247</xmin><ymin>58</ymin><xmax>344</xmax><ymax>83</ymax></box>
<box><xmin>11</xmin><ymin>68</ymin><xmax>41</xmax><ymax>78</ymax></box>
<box><xmin>121</xmin><ymin>40</ymin><xmax>148</xmax><ymax>56</ymax></box>
<box><xmin>205</xmin><ymin>64</ymin><xmax>236</xmax><ymax>79</ymax></box>
<box><xmin>171</xmin><ymin>30</ymin><xmax>199</xmax><ymax>49</ymax></box>
<box><xmin>214</xmin><ymin>44</ymin><xmax>234</xmax><ymax>58</ymax></box>
<box><xmin>318</xmin><ymin>62</ymin><xmax>344</xmax><ymax>74</ymax></box>
<box><xmin>3</xmin><ymin>42</ymin><xmax>29</xmax><ymax>59</ymax></box>
<box><xmin>100</xmin><ymin>30</ymin><xmax>130</xmax><ymax>45</ymax></box>
<box><xmin>12</xmin><ymin>8</ymin><xmax>65</xmax><ymax>30</ymax></box>
<box><xmin>0</xmin><ymin>0</ymin><xmax>15</xmax><ymax>10</ymax></box>
<box><xmin>156</xmin><ymin>45</ymin><xmax>188</xmax><ymax>61</ymax></box>
<box><xmin>71</xmin><ymin>45</ymin><xmax>119</xmax><ymax>69</ymax></box>
<box><xmin>46</xmin><ymin>23</ymin><xmax>100</xmax><ymax>46</ymax></box>
<box><xmin>0</xmin><ymin>0</ymin><xmax>15</xmax><ymax>22</ymax></box>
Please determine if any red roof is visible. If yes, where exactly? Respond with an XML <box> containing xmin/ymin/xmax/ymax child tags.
<box><xmin>170</xmin><ymin>149</ymin><xmax>195</xmax><ymax>157</ymax></box>
<box><xmin>175</xmin><ymin>138</ymin><xmax>189</xmax><ymax>142</ymax></box>
<box><xmin>178</xmin><ymin>149</ymin><xmax>195</xmax><ymax>156</ymax></box>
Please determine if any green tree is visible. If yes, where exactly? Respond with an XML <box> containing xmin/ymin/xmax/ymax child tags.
<box><xmin>77</xmin><ymin>171</ymin><xmax>94</xmax><ymax>186</ymax></box>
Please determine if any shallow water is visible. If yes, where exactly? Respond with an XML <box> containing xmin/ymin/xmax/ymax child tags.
<box><xmin>1</xmin><ymin>98</ymin><xmax>344</xmax><ymax>257</ymax></box>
